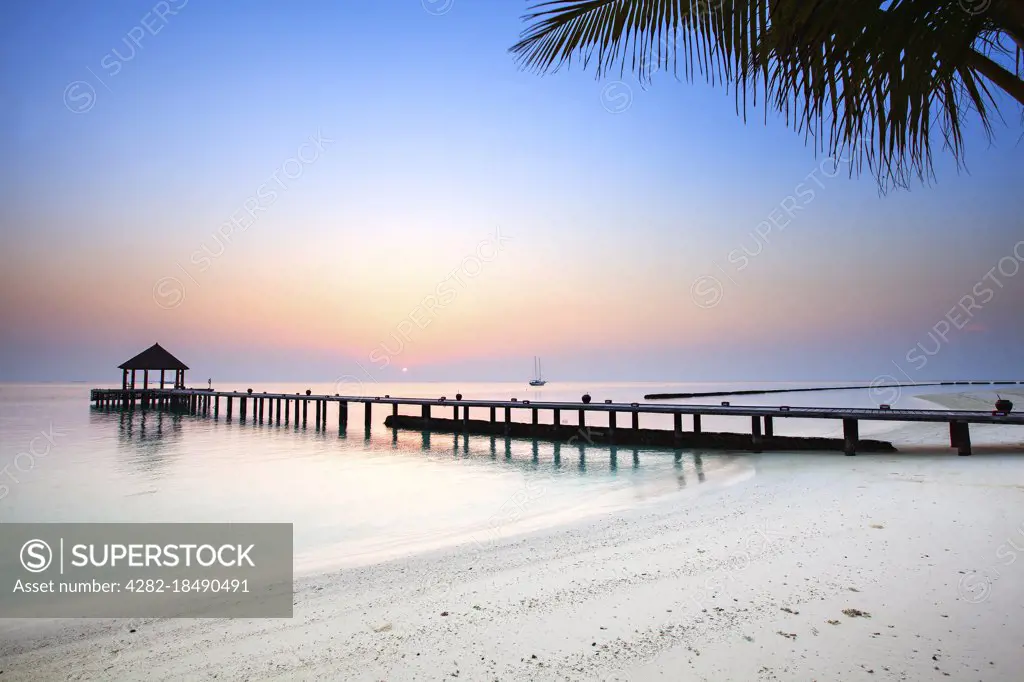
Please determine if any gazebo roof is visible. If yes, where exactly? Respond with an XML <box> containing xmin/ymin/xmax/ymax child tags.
<box><xmin>118</xmin><ymin>343</ymin><xmax>189</xmax><ymax>371</ymax></box>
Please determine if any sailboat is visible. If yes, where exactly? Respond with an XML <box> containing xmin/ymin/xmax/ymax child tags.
<box><xmin>529</xmin><ymin>356</ymin><xmax>547</xmax><ymax>386</ymax></box>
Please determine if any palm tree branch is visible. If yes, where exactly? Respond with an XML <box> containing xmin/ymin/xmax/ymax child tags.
<box><xmin>510</xmin><ymin>0</ymin><xmax>1024</xmax><ymax>190</ymax></box>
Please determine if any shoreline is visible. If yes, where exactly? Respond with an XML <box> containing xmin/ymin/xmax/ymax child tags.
<box><xmin>3</xmin><ymin>441</ymin><xmax>1024</xmax><ymax>680</ymax></box>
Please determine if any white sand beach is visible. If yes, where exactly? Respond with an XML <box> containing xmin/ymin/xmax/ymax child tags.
<box><xmin>3</xmin><ymin>395</ymin><xmax>1024</xmax><ymax>681</ymax></box>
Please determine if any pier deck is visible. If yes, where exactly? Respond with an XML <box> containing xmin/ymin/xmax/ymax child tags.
<box><xmin>89</xmin><ymin>387</ymin><xmax>1024</xmax><ymax>456</ymax></box>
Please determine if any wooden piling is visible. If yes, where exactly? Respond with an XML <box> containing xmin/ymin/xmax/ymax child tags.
<box><xmin>531</xmin><ymin>407</ymin><xmax>539</xmax><ymax>433</ymax></box>
<box><xmin>579</xmin><ymin>409</ymin><xmax>586</xmax><ymax>428</ymax></box>
<box><xmin>340</xmin><ymin>401</ymin><xmax>348</xmax><ymax>429</ymax></box>
<box><xmin>693</xmin><ymin>414</ymin><xmax>702</xmax><ymax>433</ymax></box>
<box><xmin>764</xmin><ymin>415</ymin><xmax>774</xmax><ymax>437</ymax></box>
<box><xmin>227</xmin><ymin>396</ymin><xmax>233</xmax><ymax>420</ymax></box>
<box><xmin>553</xmin><ymin>408</ymin><xmax>560</xmax><ymax>426</ymax></box>
<box><xmin>315</xmin><ymin>400</ymin><xmax>321</xmax><ymax>429</ymax></box>
<box><xmin>954</xmin><ymin>421</ymin><xmax>972</xmax><ymax>455</ymax></box>
<box><xmin>302</xmin><ymin>399</ymin><xmax>308</xmax><ymax>426</ymax></box>
<box><xmin>364</xmin><ymin>402</ymin><xmax>372</xmax><ymax>431</ymax></box>
<box><xmin>608</xmin><ymin>411</ymin><xmax>617</xmax><ymax>442</ymax></box>
<box><xmin>504</xmin><ymin>406</ymin><xmax>511</xmax><ymax>436</ymax></box>
<box><xmin>751</xmin><ymin>415</ymin><xmax>763</xmax><ymax>452</ymax></box>
<box><xmin>631</xmin><ymin>410</ymin><xmax>639</xmax><ymax>432</ymax></box>
<box><xmin>240</xmin><ymin>396</ymin><xmax>247</xmax><ymax>422</ymax></box>
<box><xmin>843</xmin><ymin>418</ymin><xmax>859</xmax><ymax>456</ymax></box>
<box><xmin>490</xmin><ymin>406</ymin><xmax>496</xmax><ymax>424</ymax></box>
<box><xmin>673</xmin><ymin>412</ymin><xmax>682</xmax><ymax>447</ymax></box>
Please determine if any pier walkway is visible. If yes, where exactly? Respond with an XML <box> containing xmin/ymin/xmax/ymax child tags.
<box><xmin>90</xmin><ymin>387</ymin><xmax>1024</xmax><ymax>456</ymax></box>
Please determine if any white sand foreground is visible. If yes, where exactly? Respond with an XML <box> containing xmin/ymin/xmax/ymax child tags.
<box><xmin>3</xmin><ymin>443</ymin><xmax>1024</xmax><ymax>681</ymax></box>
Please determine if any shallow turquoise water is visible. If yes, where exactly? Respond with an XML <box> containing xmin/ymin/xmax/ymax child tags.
<box><xmin>0</xmin><ymin>380</ymin><xmax>993</xmax><ymax>573</ymax></box>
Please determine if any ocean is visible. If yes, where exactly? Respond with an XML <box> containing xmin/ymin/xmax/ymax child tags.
<box><xmin>0</xmin><ymin>380</ymin><xmax>1003</xmax><ymax>574</ymax></box>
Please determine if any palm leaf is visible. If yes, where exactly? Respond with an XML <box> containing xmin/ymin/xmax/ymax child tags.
<box><xmin>510</xmin><ymin>0</ymin><xmax>1024</xmax><ymax>191</ymax></box>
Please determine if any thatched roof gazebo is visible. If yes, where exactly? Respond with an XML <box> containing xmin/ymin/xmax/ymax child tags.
<box><xmin>118</xmin><ymin>343</ymin><xmax>188</xmax><ymax>390</ymax></box>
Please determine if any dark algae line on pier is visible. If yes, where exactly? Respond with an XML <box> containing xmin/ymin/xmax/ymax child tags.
<box><xmin>383</xmin><ymin>415</ymin><xmax>897</xmax><ymax>453</ymax></box>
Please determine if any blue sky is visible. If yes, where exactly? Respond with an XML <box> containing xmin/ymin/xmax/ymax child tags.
<box><xmin>1</xmin><ymin>0</ymin><xmax>1022</xmax><ymax>383</ymax></box>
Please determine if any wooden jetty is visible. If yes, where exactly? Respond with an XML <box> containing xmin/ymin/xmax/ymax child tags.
<box><xmin>89</xmin><ymin>346</ymin><xmax>1024</xmax><ymax>457</ymax></box>
<box><xmin>88</xmin><ymin>387</ymin><xmax>1024</xmax><ymax>456</ymax></box>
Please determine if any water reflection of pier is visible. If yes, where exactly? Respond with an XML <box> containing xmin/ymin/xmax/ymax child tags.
<box><xmin>405</xmin><ymin>428</ymin><xmax>712</xmax><ymax>483</ymax></box>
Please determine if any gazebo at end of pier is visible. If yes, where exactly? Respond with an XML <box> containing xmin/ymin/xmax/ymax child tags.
<box><xmin>118</xmin><ymin>343</ymin><xmax>189</xmax><ymax>390</ymax></box>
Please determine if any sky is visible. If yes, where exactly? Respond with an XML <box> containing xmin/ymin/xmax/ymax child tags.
<box><xmin>1</xmin><ymin>0</ymin><xmax>1023</xmax><ymax>384</ymax></box>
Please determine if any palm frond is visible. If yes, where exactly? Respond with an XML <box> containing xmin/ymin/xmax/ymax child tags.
<box><xmin>510</xmin><ymin>0</ymin><xmax>1024</xmax><ymax>191</ymax></box>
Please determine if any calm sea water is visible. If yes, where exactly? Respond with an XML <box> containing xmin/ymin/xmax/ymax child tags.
<box><xmin>0</xmin><ymin>380</ymin><xmax>996</xmax><ymax>573</ymax></box>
